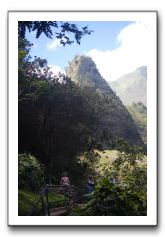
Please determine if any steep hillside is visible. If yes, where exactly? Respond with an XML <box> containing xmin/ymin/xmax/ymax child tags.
<box><xmin>110</xmin><ymin>66</ymin><xmax>147</xmax><ymax>106</ymax></box>
<box><xmin>66</xmin><ymin>55</ymin><xmax>143</xmax><ymax>148</ymax></box>
<box><xmin>127</xmin><ymin>102</ymin><xmax>147</xmax><ymax>144</ymax></box>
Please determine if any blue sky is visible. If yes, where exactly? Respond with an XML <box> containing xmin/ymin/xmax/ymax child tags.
<box><xmin>26</xmin><ymin>21</ymin><xmax>149</xmax><ymax>81</ymax></box>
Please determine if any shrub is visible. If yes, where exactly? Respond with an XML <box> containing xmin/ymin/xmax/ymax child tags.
<box><xmin>18</xmin><ymin>153</ymin><xmax>45</xmax><ymax>192</ymax></box>
<box><xmin>71</xmin><ymin>178</ymin><xmax>146</xmax><ymax>216</ymax></box>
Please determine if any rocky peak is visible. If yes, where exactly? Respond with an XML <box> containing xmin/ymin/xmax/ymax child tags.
<box><xmin>66</xmin><ymin>55</ymin><xmax>144</xmax><ymax>148</ymax></box>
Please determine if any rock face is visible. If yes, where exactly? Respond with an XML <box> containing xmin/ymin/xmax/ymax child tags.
<box><xmin>110</xmin><ymin>66</ymin><xmax>147</xmax><ymax>106</ymax></box>
<box><xmin>66</xmin><ymin>55</ymin><xmax>143</xmax><ymax>148</ymax></box>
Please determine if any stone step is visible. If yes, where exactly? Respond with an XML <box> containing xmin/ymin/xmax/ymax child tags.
<box><xmin>50</xmin><ymin>206</ymin><xmax>67</xmax><ymax>216</ymax></box>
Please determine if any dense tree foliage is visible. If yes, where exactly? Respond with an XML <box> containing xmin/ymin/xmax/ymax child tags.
<box><xmin>18</xmin><ymin>38</ymin><xmax>96</xmax><ymax>183</ymax></box>
<box><xmin>72</xmin><ymin>142</ymin><xmax>147</xmax><ymax>216</ymax></box>
<box><xmin>19</xmin><ymin>77</ymin><xmax>96</xmax><ymax>182</ymax></box>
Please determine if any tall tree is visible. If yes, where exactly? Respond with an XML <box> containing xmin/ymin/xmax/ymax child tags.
<box><xmin>18</xmin><ymin>22</ymin><xmax>95</xmax><ymax>183</ymax></box>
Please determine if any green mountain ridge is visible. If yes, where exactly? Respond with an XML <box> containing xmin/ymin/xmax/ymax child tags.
<box><xmin>110</xmin><ymin>66</ymin><xmax>147</xmax><ymax>106</ymax></box>
<box><xmin>66</xmin><ymin>55</ymin><xmax>144</xmax><ymax>148</ymax></box>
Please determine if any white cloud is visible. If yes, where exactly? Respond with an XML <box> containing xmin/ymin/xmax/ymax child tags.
<box><xmin>86</xmin><ymin>21</ymin><xmax>151</xmax><ymax>81</ymax></box>
<box><xmin>48</xmin><ymin>65</ymin><xmax>65</xmax><ymax>76</ymax></box>
<box><xmin>47</xmin><ymin>39</ymin><xmax>61</xmax><ymax>50</ymax></box>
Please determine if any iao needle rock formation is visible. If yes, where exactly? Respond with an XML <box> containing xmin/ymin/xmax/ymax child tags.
<box><xmin>66</xmin><ymin>55</ymin><xmax>144</xmax><ymax>148</ymax></box>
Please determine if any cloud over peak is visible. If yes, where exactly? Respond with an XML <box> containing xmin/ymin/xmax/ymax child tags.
<box><xmin>86</xmin><ymin>21</ymin><xmax>150</xmax><ymax>81</ymax></box>
<box><xmin>48</xmin><ymin>65</ymin><xmax>65</xmax><ymax>76</ymax></box>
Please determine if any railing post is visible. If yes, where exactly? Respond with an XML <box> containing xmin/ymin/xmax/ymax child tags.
<box><xmin>41</xmin><ymin>195</ymin><xmax>45</xmax><ymax>215</ymax></box>
<box><xmin>45</xmin><ymin>185</ymin><xmax>50</xmax><ymax>216</ymax></box>
<box><xmin>64</xmin><ymin>186</ymin><xmax>67</xmax><ymax>208</ymax></box>
<box><xmin>28</xmin><ymin>184</ymin><xmax>78</xmax><ymax>216</ymax></box>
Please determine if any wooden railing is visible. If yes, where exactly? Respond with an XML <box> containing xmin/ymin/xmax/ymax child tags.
<box><xmin>28</xmin><ymin>184</ymin><xmax>78</xmax><ymax>216</ymax></box>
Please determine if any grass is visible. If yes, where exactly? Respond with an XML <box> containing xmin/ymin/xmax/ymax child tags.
<box><xmin>18</xmin><ymin>190</ymin><xmax>66</xmax><ymax>216</ymax></box>
<box><xmin>18</xmin><ymin>190</ymin><xmax>41</xmax><ymax>216</ymax></box>
<box><xmin>95</xmin><ymin>149</ymin><xmax>118</xmax><ymax>162</ymax></box>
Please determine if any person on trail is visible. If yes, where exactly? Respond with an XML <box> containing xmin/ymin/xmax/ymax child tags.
<box><xmin>60</xmin><ymin>172</ymin><xmax>70</xmax><ymax>186</ymax></box>
<box><xmin>87</xmin><ymin>176</ymin><xmax>95</xmax><ymax>193</ymax></box>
